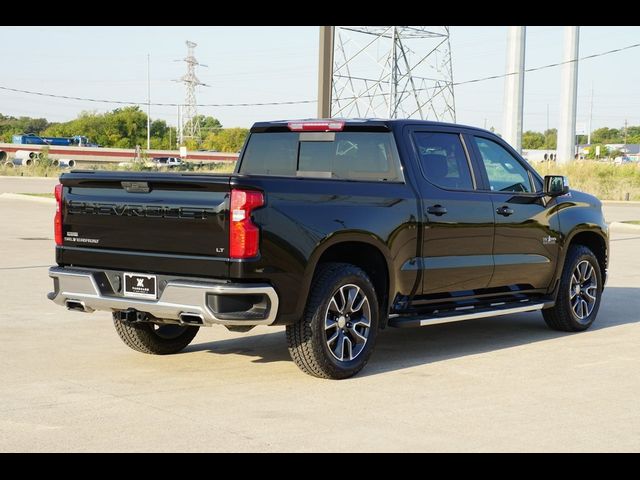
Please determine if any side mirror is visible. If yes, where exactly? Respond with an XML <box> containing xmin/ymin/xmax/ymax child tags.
<box><xmin>544</xmin><ymin>175</ymin><xmax>569</xmax><ymax>197</ymax></box>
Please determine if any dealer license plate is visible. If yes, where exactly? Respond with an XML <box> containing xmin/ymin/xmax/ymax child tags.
<box><xmin>123</xmin><ymin>273</ymin><xmax>157</xmax><ymax>299</ymax></box>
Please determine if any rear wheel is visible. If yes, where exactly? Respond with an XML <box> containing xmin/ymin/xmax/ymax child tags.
<box><xmin>286</xmin><ymin>263</ymin><xmax>379</xmax><ymax>379</ymax></box>
<box><xmin>543</xmin><ymin>244</ymin><xmax>603</xmax><ymax>332</ymax></box>
<box><xmin>113</xmin><ymin>315</ymin><xmax>199</xmax><ymax>355</ymax></box>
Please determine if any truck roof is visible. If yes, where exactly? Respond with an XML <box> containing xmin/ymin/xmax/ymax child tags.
<box><xmin>250</xmin><ymin>118</ymin><xmax>493</xmax><ymax>135</ymax></box>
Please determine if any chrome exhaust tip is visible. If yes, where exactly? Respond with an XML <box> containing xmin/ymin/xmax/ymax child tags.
<box><xmin>65</xmin><ymin>300</ymin><xmax>93</xmax><ymax>313</ymax></box>
<box><xmin>179</xmin><ymin>313</ymin><xmax>204</xmax><ymax>326</ymax></box>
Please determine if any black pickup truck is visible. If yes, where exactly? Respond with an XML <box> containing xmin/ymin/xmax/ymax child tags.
<box><xmin>48</xmin><ymin>119</ymin><xmax>608</xmax><ymax>379</ymax></box>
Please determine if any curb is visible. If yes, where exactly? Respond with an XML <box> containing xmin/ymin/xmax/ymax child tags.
<box><xmin>0</xmin><ymin>193</ymin><xmax>55</xmax><ymax>204</ymax></box>
<box><xmin>609</xmin><ymin>222</ymin><xmax>640</xmax><ymax>233</ymax></box>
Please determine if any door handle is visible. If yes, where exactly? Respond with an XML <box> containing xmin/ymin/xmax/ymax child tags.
<box><xmin>427</xmin><ymin>205</ymin><xmax>448</xmax><ymax>216</ymax></box>
<box><xmin>496</xmin><ymin>205</ymin><xmax>514</xmax><ymax>217</ymax></box>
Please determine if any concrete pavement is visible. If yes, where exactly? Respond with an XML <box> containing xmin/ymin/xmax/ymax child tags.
<box><xmin>0</xmin><ymin>176</ymin><xmax>59</xmax><ymax>194</ymax></box>
<box><xmin>1</xmin><ymin>179</ymin><xmax>640</xmax><ymax>452</ymax></box>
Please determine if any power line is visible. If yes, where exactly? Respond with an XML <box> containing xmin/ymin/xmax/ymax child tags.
<box><xmin>0</xmin><ymin>41</ymin><xmax>638</xmax><ymax>108</ymax></box>
<box><xmin>0</xmin><ymin>84</ymin><xmax>317</xmax><ymax>107</ymax></box>
<box><xmin>453</xmin><ymin>41</ymin><xmax>640</xmax><ymax>87</ymax></box>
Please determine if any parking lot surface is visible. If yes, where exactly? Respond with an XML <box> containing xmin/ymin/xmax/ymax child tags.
<box><xmin>1</xmin><ymin>178</ymin><xmax>639</xmax><ymax>452</ymax></box>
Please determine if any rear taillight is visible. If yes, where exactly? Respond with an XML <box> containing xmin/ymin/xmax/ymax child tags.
<box><xmin>229</xmin><ymin>189</ymin><xmax>264</xmax><ymax>259</ymax></box>
<box><xmin>54</xmin><ymin>184</ymin><xmax>63</xmax><ymax>245</ymax></box>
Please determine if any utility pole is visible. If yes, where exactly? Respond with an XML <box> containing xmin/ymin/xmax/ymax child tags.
<box><xmin>147</xmin><ymin>54</ymin><xmax>151</xmax><ymax>150</ymax></box>
<box><xmin>546</xmin><ymin>104</ymin><xmax>549</xmax><ymax>132</ymax></box>
<box><xmin>502</xmin><ymin>26</ymin><xmax>526</xmax><ymax>154</ymax></box>
<box><xmin>624</xmin><ymin>119</ymin><xmax>628</xmax><ymax>145</ymax></box>
<box><xmin>176</xmin><ymin>105</ymin><xmax>181</xmax><ymax>148</ymax></box>
<box><xmin>317</xmin><ymin>26</ymin><xmax>334</xmax><ymax>118</ymax></box>
<box><xmin>557</xmin><ymin>26</ymin><xmax>580</xmax><ymax>164</ymax></box>
<box><xmin>587</xmin><ymin>83</ymin><xmax>593</xmax><ymax>145</ymax></box>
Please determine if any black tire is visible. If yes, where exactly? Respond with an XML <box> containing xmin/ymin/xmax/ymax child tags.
<box><xmin>286</xmin><ymin>262</ymin><xmax>379</xmax><ymax>379</ymax></box>
<box><xmin>543</xmin><ymin>244</ymin><xmax>603</xmax><ymax>332</ymax></box>
<box><xmin>113</xmin><ymin>315</ymin><xmax>199</xmax><ymax>355</ymax></box>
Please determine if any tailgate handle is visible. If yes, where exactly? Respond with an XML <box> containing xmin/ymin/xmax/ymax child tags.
<box><xmin>121</xmin><ymin>181</ymin><xmax>150</xmax><ymax>193</ymax></box>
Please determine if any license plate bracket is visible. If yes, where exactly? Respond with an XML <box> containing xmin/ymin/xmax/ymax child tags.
<box><xmin>123</xmin><ymin>273</ymin><xmax>157</xmax><ymax>299</ymax></box>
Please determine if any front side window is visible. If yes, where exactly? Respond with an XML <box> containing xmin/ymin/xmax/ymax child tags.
<box><xmin>413</xmin><ymin>132</ymin><xmax>474</xmax><ymax>190</ymax></box>
<box><xmin>239</xmin><ymin>131</ymin><xmax>403</xmax><ymax>182</ymax></box>
<box><xmin>474</xmin><ymin>137</ymin><xmax>533</xmax><ymax>193</ymax></box>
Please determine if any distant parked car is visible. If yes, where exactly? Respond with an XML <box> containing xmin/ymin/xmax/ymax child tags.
<box><xmin>613</xmin><ymin>156</ymin><xmax>632</xmax><ymax>165</ymax></box>
<box><xmin>152</xmin><ymin>157</ymin><xmax>183</xmax><ymax>168</ymax></box>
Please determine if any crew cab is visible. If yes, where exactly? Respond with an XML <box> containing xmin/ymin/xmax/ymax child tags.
<box><xmin>48</xmin><ymin>119</ymin><xmax>608</xmax><ymax>379</ymax></box>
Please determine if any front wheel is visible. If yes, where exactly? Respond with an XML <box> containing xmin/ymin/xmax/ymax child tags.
<box><xmin>113</xmin><ymin>315</ymin><xmax>199</xmax><ymax>355</ymax></box>
<box><xmin>286</xmin><ymin>262</ymin><xmax>379</xmax><ymax>379</ymax></box>
<box><xmin>543</xmin><ymin>244</ymin><xmax>603</xmax><ymax>332</ymax></box>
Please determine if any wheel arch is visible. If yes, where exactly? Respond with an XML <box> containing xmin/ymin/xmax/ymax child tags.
<box><xmin>296</xmin><ymin>234</ymin><xmax>395</xmax><ymax>328</ymax></box>
<box><xmin>552</xmin><ymin>226</ymin><xmax>608</xmax><ymax>295</ymax></box>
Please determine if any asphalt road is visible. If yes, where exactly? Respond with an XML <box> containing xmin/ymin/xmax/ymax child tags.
<box><xmin>1</xmin><ymin>178</ymin><xmax>640</xmax><ymax>452</ymax></box>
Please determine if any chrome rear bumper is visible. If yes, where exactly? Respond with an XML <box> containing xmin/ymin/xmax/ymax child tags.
<box><xmin>48</xmin><ymin>266</ymin><xmax>279</xmax><ymax>326</ymax></box>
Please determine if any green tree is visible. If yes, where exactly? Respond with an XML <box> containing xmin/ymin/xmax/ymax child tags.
<box><xmin>591</xmin><ymin>127</ymin><xmax>622</xmax><ymax>144</ymax></box>
<box><xmin>198</xmin><ymin>115</ymin><xmax>222</xmax><ymax>133</ymax></box>
<box><xmin>522</xmin><ymin>130</ymin><xmax>545</xmax><ymax>149</ymax></box>
<box><xmin>42</xmin><ymin>107</ymin><xmax>173</xmax><ymax>149</ymax></box>
<box><xmin>543</xmin><ymin>128</ymin><xmax>557</xmax><ymax>149</ymax></box>
<box><xmin>625</xmin><ymin>126</ymin><xmax>640</xmax><ymax>144</ymax></box>
<box><xmin>2</xmin><ymin>110</ymin><xmax>250</xmax><ymax>153</ymax></box>
<box><xmin>179</xmin><ymin>115</ymin><xmax>223</xmax><ymax>145</ymax></box>
<box><xmin>0</xmin><ymin>114</ymin><xmax>51</xmax><ymax>142</ymax></box>
<box><xmin>202</xmin><ymin>127</ymin><xmax>249</xmax><ymax>152</ymax></box>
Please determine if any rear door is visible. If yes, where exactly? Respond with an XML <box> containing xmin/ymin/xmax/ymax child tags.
<box><xmin>469</xmin><ymin>134</ymin><xmax>560</xmax><ymax>290</ymax></box>
<box><xmin>407</xmin><ymin>126</ymin><xmax>495</xmax><ymax>296</ymax></box>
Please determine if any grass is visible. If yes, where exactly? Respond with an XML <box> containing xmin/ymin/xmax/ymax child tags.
<box><xmin>0</xmin><ymin>160</ymin><xmax>235</xmax><ymax>178</ymax></box>
<box><xmin>531</xmin><ymin>160</ymin><xmax>640</xmax><ymax>201</ymax></box>
<box><xmin>622</xmin><ymin>220</ymin><xmax>640</xmax><ymax>225</ymax></box>
<box><xmin>1</xmin><ymin>161</ymin><xmax>62</xmax><ymax>178</ymax></box>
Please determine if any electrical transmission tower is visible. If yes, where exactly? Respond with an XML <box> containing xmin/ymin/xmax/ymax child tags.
<box><xmin>331</xmin><ymin>26</ymin><xmax>456</xmax><ymax>122</ymax></box>
<box><xmin>174</xmin><ymin>40</ymin><xmax>209</xmax><ymax>145</ymax></box>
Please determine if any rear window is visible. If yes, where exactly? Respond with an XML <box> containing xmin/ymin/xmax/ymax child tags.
<box><xmin>239</xmin><ymin>132</ymin><xmax>403</xmax><ymax>182</ymax></box>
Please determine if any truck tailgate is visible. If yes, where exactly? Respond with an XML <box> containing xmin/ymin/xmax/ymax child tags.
<box><xmin>57</xmin><ymin>172</ymin><xmax>231</xmax><ymax>278</ymax></box>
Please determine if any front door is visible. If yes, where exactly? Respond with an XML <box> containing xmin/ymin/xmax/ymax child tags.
<box><xmin>470</xmin><ymin>135</ymin><xmax>560</xmax><ymax>290</ymax></box>
<box><xmin>409</xmin><ymin>128</ymin><xmax>496</xmax><ymax>296</ymax></box>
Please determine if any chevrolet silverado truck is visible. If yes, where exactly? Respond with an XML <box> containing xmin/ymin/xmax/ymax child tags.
<box><xmin>48</xmin><ymin>119</ymin><xmax>608</xmax><ymax>379</ymax></box>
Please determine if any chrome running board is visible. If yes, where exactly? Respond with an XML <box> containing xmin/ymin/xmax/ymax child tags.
<box><xmin>388</xmin><ymin>302</ymin><xmax>549</xmax><ymax>328</ymax></box>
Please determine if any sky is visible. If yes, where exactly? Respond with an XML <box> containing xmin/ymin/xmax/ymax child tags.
<box><xmin>0</xmin><ymin>26</ymin><xmax>638</xmax><ymax>135</ymax></box>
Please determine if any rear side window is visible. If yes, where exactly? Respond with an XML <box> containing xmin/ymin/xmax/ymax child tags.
<box><xmin>413</xmin><ymin>132</ymin><xmax>474</xmax><ymax>190</ymax></box>
<box><xmin>239</xmin><ymin>132</ymin><xmax>403</xmax><ymax>182</ymax></box>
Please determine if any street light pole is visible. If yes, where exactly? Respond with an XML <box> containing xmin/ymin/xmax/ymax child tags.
<box><xmin>587</xmin><ymin>83</ymin><xmax>593</xmax><ymax>145</ymax></box>
<box><xmin>147</xmin><ymin>54</ymin><xmax>151</xmax><ymax>150</ymax></box>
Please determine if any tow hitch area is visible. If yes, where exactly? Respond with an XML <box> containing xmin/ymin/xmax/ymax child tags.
<box><xmin>116</xmin><ymin>309</ymin><xmax>149</xmax><ymax>323</ymax></box>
